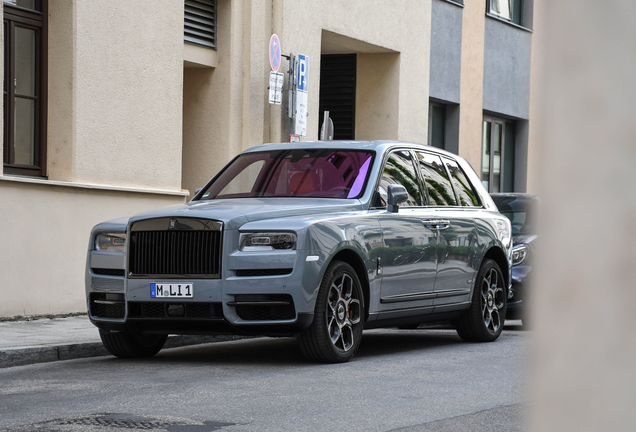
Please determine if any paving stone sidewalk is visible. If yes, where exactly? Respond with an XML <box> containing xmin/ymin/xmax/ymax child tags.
<box><xmin>0</xmin><ymin>315</ymin><xmax>242</xmax><ymax>369</ymax></box>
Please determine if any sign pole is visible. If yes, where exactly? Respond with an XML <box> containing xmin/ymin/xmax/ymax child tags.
<box><xmin>288</xmin><ymin>53</ymin><xmax>296</xmax><ymax>138</ymax></box>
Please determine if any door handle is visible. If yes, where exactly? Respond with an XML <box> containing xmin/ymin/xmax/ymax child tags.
<box><xmin>421</xmin><ymin>219</ymin><xmax>451</xmax><ymax>229</ymax></box>
<box><xmin>436</xmin><ymin>220</ymin><xmax>451</xmax><ymax>230</ymax></box>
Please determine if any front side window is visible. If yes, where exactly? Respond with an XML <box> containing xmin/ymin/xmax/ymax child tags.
<box><xmin>199</xmin><ymin>149</ymin><xmax>374</xmax><ymax>200</ymax></box>
<box><xmin>3</xmin><ymin>0</ymin><xmax>47</xmax><ymax>176</ymax></box>
<box><xmin>482</xmin><ymin>117</ymin><xmax>515</xmax><ymax>193</ymax></box>
<box><xmin>374</xmin><ymin>150</ymin><xmax>422</xmax><ymax>208</ymax></box>
<box><xmin>415</xmin><ymin>151</ymin><xmax>457</xmax><ymax>206</ymax></box>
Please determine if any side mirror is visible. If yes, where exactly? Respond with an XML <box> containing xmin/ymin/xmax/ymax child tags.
<box><xmin>194</xmin><ymin>188</ymin><xmax>202</xmax><ymax>196</ymax></box>
<box><xmin>387</xmin><ymin>185</ymin><xmax>408</xmax><ymax>213</ymax></box>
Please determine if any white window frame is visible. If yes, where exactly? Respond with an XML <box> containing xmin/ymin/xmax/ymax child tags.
<box><xmin>481</xmin><ymin>117</ymin><xmax>514</xmax><ymax>193</ymax></box>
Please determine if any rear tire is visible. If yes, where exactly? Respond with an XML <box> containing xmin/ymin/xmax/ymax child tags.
<box><xmin>298</xmin><ymin>261</ymin><xmax>365</xmax><ymax>363</ymax></box>
<box><xmin>455</xmin><ymin>258</ymin><xmax>506</xmax><ymax>342</ymax></box>
<box><xmin>99</xmin><ymin>330</ymin><xmax>167</xmax><ymax>358</ymax></box>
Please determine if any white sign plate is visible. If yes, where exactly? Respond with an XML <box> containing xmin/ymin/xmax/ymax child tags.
<box><xmin>269</xmin><ymin>71</ymin><xmax>284</xmax><ymax>105</ymax></box>
<box><xmin>295</xmin><ymin>90</ymin><xmax>307</xmax><ymax>136</ymax></box>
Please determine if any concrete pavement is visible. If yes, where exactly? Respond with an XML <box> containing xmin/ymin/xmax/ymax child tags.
<box><xmin>0</xmin><ymin>314</ymin><xmax>243</xmax><ymax>368</ymax></box>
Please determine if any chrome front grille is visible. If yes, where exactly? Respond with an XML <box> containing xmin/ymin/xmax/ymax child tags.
<box><xmin>128</xmin><ymin>217</ymin><xmax>223</xmax><ymax>278</ymax></box>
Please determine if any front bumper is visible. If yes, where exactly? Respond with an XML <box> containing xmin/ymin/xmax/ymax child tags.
<box><xmin>86</xmin><ymin>247</ymin><xmax>326</xmax><ymax>336</ymax></box>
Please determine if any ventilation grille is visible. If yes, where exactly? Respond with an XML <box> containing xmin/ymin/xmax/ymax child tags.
<box><xmin>90</xmin><ymin>293</ymin><xmax>125</xmax><ymax>319</ymax></box>
<box><xmin>232</xmin><ymin>294</ymin><xmax>296</xmax><ymax>321</ymax></box>
<box><xmin>92</xmin><ymin>268</ymin><xmax>125</xmax><ymax>277</ymax></box>
<box><xmin>128</xmin><ymin>230</ymin><xmax>222</xmax><ymax>278</ymax></box>
<box><xmin>185</xmin><ymin>0</ymin><xmax>217</xmax><ymax>50</ymax></box>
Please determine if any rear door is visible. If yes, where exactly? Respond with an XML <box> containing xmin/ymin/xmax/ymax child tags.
<box><xmin>414</xmin><ymin>151</ymin><xmax>479</xmax><ymax>310</ymax></box>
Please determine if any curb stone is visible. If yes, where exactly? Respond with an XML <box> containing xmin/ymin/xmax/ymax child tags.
<box><xmin>0</xmin><ymin>335</ymin><xmax>248</xmax><ymax>369</ymax></box>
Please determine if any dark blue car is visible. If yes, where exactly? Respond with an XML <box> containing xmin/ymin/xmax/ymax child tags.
<box><xmin>490</xmin><ymin>193</ymin><xmax>539</xmax><ymax>325</ymax></box>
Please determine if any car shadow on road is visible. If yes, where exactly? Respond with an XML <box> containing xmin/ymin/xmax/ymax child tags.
<box><xmin>92</xmin><ymin>323</ymin><xmax>527</xmax><ymax>368</ymax></box>
<box><xmin>94</xmin><ymin>328</ymin><xmax>474</xmax><ymax>368</ymax></box>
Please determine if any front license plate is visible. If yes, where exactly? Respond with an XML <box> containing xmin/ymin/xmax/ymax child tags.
<box><xmin>150</xmin><ymin>283</ymin><xmax>193</xmax><ymax>298</ymax></box>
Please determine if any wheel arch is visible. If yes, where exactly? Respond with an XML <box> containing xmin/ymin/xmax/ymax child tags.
<box><xmin>482</xmin><ymin>246</ymin><xmax>510</xmax><ymax>291</ymax></box>
<box><xmin>327</xmin><ymin>248</ymin><xmax>371</xmax><ymax>322</ymax></box>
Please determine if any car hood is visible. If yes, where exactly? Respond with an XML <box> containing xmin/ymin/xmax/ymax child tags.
<box><xmin>512</xmin><ymin>234</ymin><xmax>537</xmax><ymax>246</ymax></box>
<box><xmin>127</xmin><ymin>198</ymin><xmax>364</xmax><ymax>230</ymax></box>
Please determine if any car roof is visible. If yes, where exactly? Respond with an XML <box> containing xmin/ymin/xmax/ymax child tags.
<box><xmin>236</xmin><ymin>139</ymin><xmax>496</xmax><ymax>210</ymax></box>
<box><xmin>241</xmin><ymin>140</ymin><xmax>462</xmax><ymax>159</ymax></box>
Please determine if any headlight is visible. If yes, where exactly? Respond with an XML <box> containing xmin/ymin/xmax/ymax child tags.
<box><xmin>95</xmin><ymin>233</ymin><xmax>127</xmax><ymax>253</ymax></box>
<box><xmin>511</xmin><ymin>244</ymin><xmax>527</xmax><ymax>266</ymax></box>
<box><xmin>239</xmin><ymin>232</ymin><xmax>297</xmax><ymax>251</ymax></box>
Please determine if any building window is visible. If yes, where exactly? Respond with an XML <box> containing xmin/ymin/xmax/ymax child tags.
<box><xmin>488</xmin><ymin>0</ymin><xmax>522</xmax><ymax>25</ymax></box>
<box><xmin>428</xmin><ymin>103</ymin><xmax>446</xmax><ymax>150</ymax></box>
<box><xmin>184</xmin><ymin>0</ymin><xmax>217</xmax><ymax>50</ymax></box>
<box><xmin>3</xmin><ymin>0</ymin><xmax>47</xmax><ymax>177</ymax></box>
<box><xmin>482</xmin><ymin>117</ymin><xmax>515</xmax><ymax>192</ymax></box>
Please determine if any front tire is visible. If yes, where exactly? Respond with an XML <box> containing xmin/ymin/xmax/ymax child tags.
<box><xmin>455</xmin><ymin>258</ymin><xmax>506</xmax><ymax>342</ymax></box>
<box><xmin>298</xmin><ymin>261</ymin><xmax>365</xmax><ymax>363</ymax></box>
<box><xmin>99</xmin><ymin>330</ymin><xmax>167</xmax><ymax>358</ymax></box>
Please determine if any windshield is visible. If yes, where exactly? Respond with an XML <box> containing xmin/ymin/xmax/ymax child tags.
<box><xmin>491</xmin><ymin>195</ymin><xmax>538</xmax><ymax>236</ymax></box>
<box><xmin>198</xmin><ymin>149</ymin><xmax>375</xmax><ymax>200</ymax></box>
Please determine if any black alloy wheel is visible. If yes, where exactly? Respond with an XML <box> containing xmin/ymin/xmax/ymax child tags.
<box><xmin>455</xmin><ymin>258</ymin><xmax>506</xmax><ymax>342</ymax></box>
<box><xmin>298</xmin><ymin>260</ymin><xmax>365</xmax><ymax>363</ymax></box>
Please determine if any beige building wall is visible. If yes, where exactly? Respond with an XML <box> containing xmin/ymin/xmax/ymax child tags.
<box><xmin>1</xmin><ymin>1</ymin><xmax>187</xmax><ymax>317</ymax></box>
<box><xmin>0</xmin><ymin>178</ymin><xmax>184</xmax><ymax>317</ymax></box>
<box><xmin>182</xmin><ymin>0</ymin><xmax>273</xmax><ymax>198</ymax></box>
<box><xmin>3</xmin><ymin>0</ymin><xmax>435</xmax><ymax>316</ymax></box>
<box><xmin>49</xmin><ymin>1</ymin><xmax>185</xmax><ymax>190</ymax></box>
<box><xmin>282</xmin><ymin>0</ymin><xmax>431</xmax><ymax>143</ymax></box>
<box><xmin>356</xmin><ymin>53</ymin><xmax>401</xmax><ymax>141</ymax></box>
<box><xmin>526</xmin><ymin>2</ymin><xmax>544</xmax><ymax>195</ymax></box>
<box><xmin>182</xmin><ymin>0</ymin><xmax>432</xmax><ymax>198</ymax></box>
<box><xmin>457</xmin><ymin>0</ymin><xmax>486</xmax><ymax>171</ymax></box>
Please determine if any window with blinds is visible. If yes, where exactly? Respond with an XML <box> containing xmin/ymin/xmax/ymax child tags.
<box><xmin>184</xmin><ymin>0</ymin><xmax>217</xmax><ymax>50</ymax></box>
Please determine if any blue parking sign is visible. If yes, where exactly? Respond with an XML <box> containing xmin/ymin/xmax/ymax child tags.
<box><xmin>297</xmin><ymin>54</ymin><xmax>309</xmax><ymax>92</ymax></box>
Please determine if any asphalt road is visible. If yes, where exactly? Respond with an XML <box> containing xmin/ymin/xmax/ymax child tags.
<box><xmin>0</xmin><ymin>325</ymin><xmax>530</xmax><ymax>432</ymax></box>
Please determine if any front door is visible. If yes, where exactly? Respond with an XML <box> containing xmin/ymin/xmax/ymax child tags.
<box><xmin>375</xmin><ymin>150</ymin><xmax>438</xmax><ymax>312</ymax></box>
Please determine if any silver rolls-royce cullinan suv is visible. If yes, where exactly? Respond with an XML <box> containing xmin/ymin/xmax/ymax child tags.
<box><xmin>86</xmin><ymin>141</ymin><xmax>512</xmax><ymax>363</ymax></box>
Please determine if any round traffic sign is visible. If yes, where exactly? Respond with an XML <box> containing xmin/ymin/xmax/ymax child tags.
<box><xmin>269</xmin><ymin>34</ymin><xmax>281</xmax><ymax>72</ymax></box>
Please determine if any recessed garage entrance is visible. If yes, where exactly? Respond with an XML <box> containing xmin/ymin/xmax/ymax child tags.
<box><xmin>318</xmin><ymin>54</ymin><xmax>357</xmax><ymax>140</ymax></box>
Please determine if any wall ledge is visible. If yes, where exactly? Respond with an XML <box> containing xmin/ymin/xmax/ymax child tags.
<box><xmin>0</xmin><ymin>174</ymin><xmax>189</xmax><ymax>197</ymax></box>
<box><xmin>184</xmin><ymin>43</ymin><xmax>218</xmax><ymax>68</ymax></box>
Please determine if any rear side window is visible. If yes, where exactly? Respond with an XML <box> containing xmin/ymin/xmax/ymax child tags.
<box><xmin>415</xmin><ymin>151</ymin><xmax>457</xmax><ymax>206</ymax></box>
<box><xmin>443</xmin><ymin>157</ymin><xmax>481</xmax><ymax>207</ymax></box>
<box><xmin>374</xmin><ymin>150</ymin><xmax>422</xmax><ymax>207</ymax></box>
